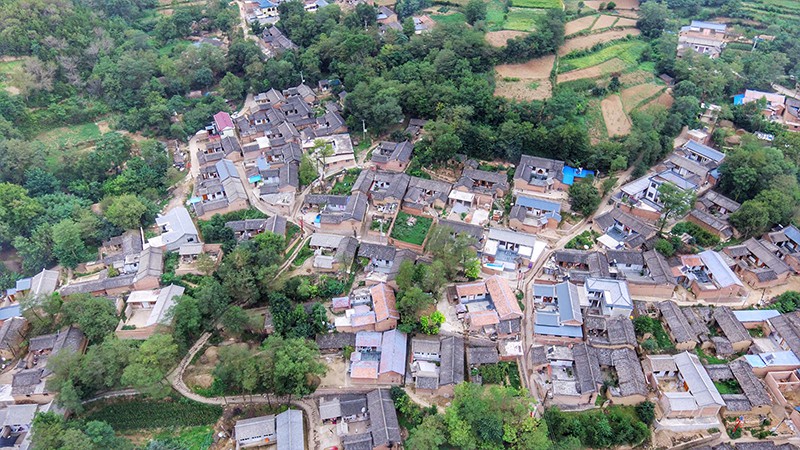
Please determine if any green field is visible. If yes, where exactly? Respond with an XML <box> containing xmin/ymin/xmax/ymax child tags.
<box><xmin>431</xmin><ymin>12</ymin><xmax>467</xmax><ymax>24</ymax></box>
<box><xmin>390</xmin><ymin>211</ymin><xmax>433</xmax><ymax>245</ymax></box>
<box><xmin>36</xmin><ymin>122</ymin><xmax>103</xmax><ymax>150</ymax></box>
<box><xmin>509</xmin><ymin>0</ymin><xmax>562</xmax><ymax>8</ymax></box>
<box><xmin>0</xmin><ymin>60</ymin><xmax>22</xmax><ymax>90</ymax></box>
<box><xmin>505</xmin><ymin>8</ymin><xmax>545</xmax><ymax>30</ymax></box>
<box><xmin>151</xmin><ymin>426</ymin><xmax>214</xmax><ymax>450</ymax></box>
<box><xmin>85</xmin><ymin>398</ymin><xmax>223</xmax><ymax>431</ymax></box>
<box><xmin>558</xmin><ymin>40</ymin><xmax>647</xmax><ymax>73</ymax></box>
<box><xmin>486</xmin><ymin>0</ymin><xmax>507</xmax><ymax>30</ymax></box>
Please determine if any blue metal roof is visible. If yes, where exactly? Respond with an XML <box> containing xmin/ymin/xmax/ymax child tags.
<box><xmin>0</xmin><ymin>304</ymin><xmax>21</xmax><ymax>321</ymax></box>
<box><xmin>534</xmin><ymin>323</ymin><xmax>583</xmax><ymax>338</ymax></box>
<box><xmin>258</xmin><ymin>0</ymin><xmax>276</xmax><ymax>8</ymax></box>
<box><xmin>684</xmin><ymin>140</ymin><xmax>725</xmax><ymax>162</ymax></box>
<box><xmin>745</xmin><ymin>351</ymin><xmax>800</xmax><ymax>368</ymax></box>
<box><xmin>15</xmin><ymin>278</ymin><xmax>31</xmax><ymax>291</ymax></box>
<box><xmin>515</xmin><ymin>195</ymin><xmax>561</xmax><ymax>213</ymax></box>
<box><xmin>215</xmin><ymin>159</ymin><xmax>238</xmax><ymax>181</ymax></box>
<box><xmin>733</xmin><ymin>310</ymin><xmax>780</xmax><ymax>322</ymax></box>
<box><xmin>690</xmin><ymin>20</ymin><xmax>726</xmax><ymax>32</ymax></box>
<box><xmin>256</xmin><ymin>157</ymin><xmax>269</xmax><ymax>172</ymax></box>
<box><xmin>784</xmin><ymin>225</ymin><xmax>800</xmax><ymax>244</ymax></box>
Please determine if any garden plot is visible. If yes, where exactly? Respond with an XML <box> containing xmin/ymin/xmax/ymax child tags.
<box><xmin>496</xmin><ymin>54</ymin><xmax>555</xmax><ymax>79</ymax></box>
<box><xmin>557</xmin><ymin>40</ymin><xmax>646</xmax><ymax>73</ymax></box>
<box><xmin>510</xmin><ymin>0</ymin><xmax>562</xmax><ymax>7</ymax></box>
<box><xmin>495</xmin><ymin>54</ymin><xmax>555</xmax><ymax>100</ymax></box>
<box><xmin>616</xmin><ymin>17</ymin><xmax>638</xmax><ymax>27</ymax></box>
<box><xmin>565</xmin><ymin>15</ymin><xmax>597</xmax><ymax>35</ymax></box>
<box><xmin>505</xmin><ymin>7</ymin><xmax>545</xmax><ymax>31</ymax></box>
<box><xmin>591</xmin><ymin>14</ymin><xmax>618</xmax><ymax>30</ymax></box>
<box><xmin>620</xmin><ymin>83</ymin><xmax>665</xmax><ymax>112</ymax></box>
<box><xmin>486</xmin><ymin>30</ymin><xmax>529</xmax><ymax>47</ymax></box>
<box><xmin>638</xmin><ymin>90</ymin><xmax>674</xmax><ymax>111</ymax></box>
<box><xmin>601</xmin><ymin>95</ymin><xmax>632</xmax><ymax>137</ymax></box>
<box><xmin>558</xmin><ymin>58</ymin><xmax>628</xmax><ymax>82</ymax></box>
<box><xmin>558</xmin><ymin>28</ymin><xmax>641</xmax><ymax>55</ymax></box>
<box><xmin>495</xmin><ymin>79</ymin><xmax>553</xmax><ymax>101</ymax></box>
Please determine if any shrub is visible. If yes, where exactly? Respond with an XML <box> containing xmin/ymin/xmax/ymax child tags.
<box><xmin>654</xmin><ymin>238</ymin><xmax>675</xmax><ymax>257</ymax></box>
<box><xmin>635</xmin><ymin>401</ymin><xmax>655</xmax><ymax>425</ymax></box>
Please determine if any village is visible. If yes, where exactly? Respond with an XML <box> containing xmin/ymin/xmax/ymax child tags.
<box><xmin>1</xmin><ymin>0</ymin><xmax>800</xmax><ymax>448</ymax></box>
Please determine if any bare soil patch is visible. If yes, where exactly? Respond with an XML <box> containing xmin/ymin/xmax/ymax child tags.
<box><xmin>638</xmin><ymin>89</ymin><xmax>674</xmax><ymax>110</ymax></box>
<box><xmin>496</xmin><ymin>54</ymin><xmax>556</xmax><ymax>79</ymax></box>
<box><xmin>96</xmin><ymin>120</ymin><xmax>111</xmax><ymax>134</ymax></box>
<box><xmin>591</xmin><ymin>14</ymin><xmax>618</xmax><ymax>30</ymax></box>
<box><xmin>565</xmin><ymin>15</ymin><xmax>597</xmax><ymax>35</ymax></box>
<box><xmin>486</xmin><ymin>30</ymin><xmax>528</xmax><ymax>47</ymax></box>
<box><xmin>585</xmin><ymin>0</ymin><xmax>638</xmax><ymax>9</ymax></box>
<box><xmin>620</xmin><ymin>83</ymin><xmax>664</xmax><ymax>112</ymax></box>
<box><xmin>559</xmin><ymin>28</ymin><xmax>641</xmax><ymax>55</ymax></box>
<box><xmin>601</xmin><ymin>94</ymin><xmax>632</xmax><ymax>137</ymax></box>
<box><xmin>615</xmin><ymin>17</ymin><xmax>638</xmax><ymax>27</ymax></box>
<box><xmin>558</xmin><ymin>58</ymin><xmax>627</xmax><ymax>82</ymax></box>
<box><xmin>495</xmin><ymin>78</ymin><xmax>553</xmax><ymax>101</ymax></box>
<box><xmin>619</xmin><ymin>70</ymin><xmax>653</xmax><ymax>86</ymax></box>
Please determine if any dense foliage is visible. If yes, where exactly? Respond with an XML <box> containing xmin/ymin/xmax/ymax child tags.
<box><xmin>544</xmin><ymin>406</ymin><xmax>650</xmax><ymax>448</ymax></box>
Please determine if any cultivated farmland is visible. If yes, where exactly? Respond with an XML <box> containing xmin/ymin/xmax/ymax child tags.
<box><xmin>620</xmin><ymin>83</ymin><xmax>665</xmax><ymax>112</ymax></box>
<box><xmin>495</xmin><ymin>54</ymin><xmax>555</xmax><ymax>100</ymax></box>
<box><xmin>601</xmin><ymin>95</ymin><xmax>632</xmax><ymax>137</ymax></box>
<box><xmin>591</xmin><ymin>14</ymin><xmax>618</xmax><ymax>30</ymax></box>
<box><xmin>558</xmin><ymin>40</ymin><xmax>646</xmax><ymax>73</ymax></box>
<box><xmin>558</xmin><ymin>58</ymin><xmax>628</xmax><ymax>82</ymax></box>
<box><xmin>497</xmin><ymin>55</ymin><xmax>556</xmax><ymax>79</ymax></box>
<box><xmin>565</xmin><ymin>15</ymin><xmax>597</xmax><ymax>35</ymax></box>
<box><xmin>510</xmin><ymin>0</ymin><xmax>562</xmax><ymax>8</ymax></box>
<box><xmin>584</xmin><ymin>0</ymin><xmax>639</xmax><ymax>10</ymax></box>
<box><xmin>486</xmin><ymin>30</ymin><xmax>528</xmax><ymax>47</ymax></box>
<box><xmin>558</xmin><ymin>29</ymin><xmax>641</xmax><ymax>55</ymax></box>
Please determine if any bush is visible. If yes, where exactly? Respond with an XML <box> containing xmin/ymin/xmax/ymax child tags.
<box><xmin>671</xmin><ymin>222</ymin><xmax>720</xmax><ymax>247</ymax></box>
<box><xmin>772</xmin><ymin>291</ymin><xmax>800</xmax><ymax>313</ymax></box>
<box><xmin>654</xmin><ymin>238</ymin><xmax>675</xmax><ymax>257</ymax></box>
<box><xmin>635</xmin><ymin>401</ymin><xmax>655</xmax><ymax>425</ymax></box>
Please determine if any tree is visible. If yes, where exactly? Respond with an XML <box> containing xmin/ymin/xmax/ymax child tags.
<box><xmin>656</xmin><ymin>182</ymin><xmax>695</xmax><ymax>233</ymax></box>
<box><xmin>397</xmin><ymin>286</ymin><xmax>435</xmax><ymax>330</ymax></box>
<box><xmin>221</xmin><ymin>306</ymin><xmax>252</xmax><ymax>336</ymax></box>
<box><xmin>654</xmin><ymin>238</ymin><xmax>675</xmax><ymax>257</ymax></box>
<box><xmin>220</xmin><ymin>72</ymin><xmax>245</xmax><ymax>100</ymax></box>
<box><xmin>606</xmin><ymin>1</ymin><xmax>616</xmax><ymax>8</ymax></box>
<box><xmin>121</xmin><ymin>333</ymin><xmax>178</xmax><ymax>398</ymax></box>
<box><xmin>0</xmin><ymin>182</ymin><xmax>43</xmax><ymax>243</ymax></box>
<box><xmin>637</xmin><ymin>1</ymin><xmax>670</xmax><ymax>38</ymax></box>
<box><xmin>420</xmin><ymin>311</ymin><xmax>445</xmax><ymax>335</ymax></box>
<box><xmin>635</xmin><ymin>401</ymin><xmax>655</xmax><ymax>425</ymax></box>
<box><xmin>61</xmin><ymin>295</ymin><xmax>118</xmax><ymax>343</ymax></box>
<box><xmin>169</xmin><ymin>295</ymin><xmax>203</xmax><ymax>351</ymax></box>
<box><xmin>51</xmin><ymin>219</ymin><xmax>88</xmax><ymax>269</ymax></box>
<box><xmin>568</xmin><ymin>177</ymin><xmax>600</xmax><ymax>217</ymax></box>
<box><xmin>104</xmin><ymin>194</ymin><xmax>147</xmax><ymax>229</ymax></box>
<box><xmin>299</xmin><ymin>154</ymin><xmax>317</xmax><ymax>186</ymax></box>
<box><xmin>464</xmin><ymin>0</ymin><xmax>487</xmax><ymax>25</ymax></box>
<box><xmin>406</xmin><ymin>414</ymin><xmax>448</xmax><ymax>450</ymax></box>
<box><xmin>194</xmin><ymin>252</ymin><xmax>216</xmax><ymax>276</ymax></box>
<box><xmin>730</xmin><ymin>200</ymin><xmax>771</xmax><ymax>238</ymax></box>
<box><xmin>265</xmin><ymin>335</ymin><xmax>326</xmax><ymax>398</ymax></box>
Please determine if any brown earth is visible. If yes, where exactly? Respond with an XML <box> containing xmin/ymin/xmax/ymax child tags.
<box><xmin>601</xmin><ymin>94</ymin><xmax>632</xmax><ymax>137</ymax></box>
<box><xmin>496</xmin><ymin>54</ymin><xmax>556</xmax><ymax>79</ymax></box>
<box><xmin>486</xmin><ymin>30</ymin><xmax>529</xmax><ymax>47</ymax></box>
<box><xmin>637</xmin><ymin>89</ymin><xmax>674</xmax><ymax>110</ymax></box>
<box><xmin>620</xmin><ymin>83</ymin><xmax>664</xmax><ymax>112</ymax></box>
<box><xmin>557</xmin><ymin>58</ymin><xmax>627</xmax><ymax>82</ymax></box>
<box><xmin>618</xmin><ymin>69</ymin><xmax>653</xmax><ymax>86</ymax></box>
<box><xmin>495</xmin><ymin>78</ymin><xmax>553</xmax><ymax>101</ymax></box>
<box><xmin>565</xmin><ymin>15</ymin><xmax>597</xmax><ymax>35</ymax></box>
<box><xmin>585</xmin><ymin>0</ymin><xmax>639</xmax><ymax>9</ymax></box>
<box><xmin>615</xmin><ymin>17</ymin><xmax>638</xmax><ymax>27</ymax></box>
<box><xmin>591</xmin><ymin>14</ymin><xmax>618</xmax><ymax>30</ymax></box>
<box><xmin>558</xmin><ymin>28</ymin><xmax>641</xmax><ymax>55</ymax></box>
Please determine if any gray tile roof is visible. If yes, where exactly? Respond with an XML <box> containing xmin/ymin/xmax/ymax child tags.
<box><xmin>316</xmin><ymin>332</ymin><xmax>356</xmax><ymax>350</ymax></box>
<box><xmin>467</xmin><ymin>345</ymin><xmax>499</xmax><ymax>366</ymax></box>
<box><xmin>439</xmin><ymin>336</ymin><xmax>464</xmax><ymax>386</ymax></box>
<box><xmin>658</xmin><ymin>301</ymin><xmax>699</xmax><ymax>345</ymax></box>
<box><xmin>515</xmin><ymin>155</ymin><xmax>565</xmax><ymax>184</ymax></box>
<box><xmin>713</xmin><ymin>306</ymin><xmax>751</xmax><ymax>344</ymax></box>
<box><xmin>276</xmin><ymin>409</ymin><xmax>304</xmax><ymax>450</ymax></box>
<box><xmin>730</xmin><ymin>359</ymin><xmax>771</xmax><ymax>407</ymax></box>
<box><xmin>367</xmin><ymin>389</ymin><xmax>401</xmax><ymax>448</ymax></box>
<box><xmin>371</xmin><ymin>141</ymin><xmax>413</xmax><ymax>165</ymax></box>
<box><xmin>343</xmin><ymin>432</ymin><xmax>373</xmax><ymax>450</ymax></box>
<box><xmin>378</xmin><ymin>329</ymin><xmax>407</xmax><ymax>376</ymax></box>
<box><xmin>573</xmin><ymin>343</ymin><xmax>602</xmax><ymax>395</ymax></box>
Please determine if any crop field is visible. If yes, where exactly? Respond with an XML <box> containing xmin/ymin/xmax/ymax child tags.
<box><xmin>591</xmin><ymin>14</ymin><xmax>618</xmax><ymax>30</ymax></box>
<box><xmin>36</xmin><ymin>122</ymin><xmax>103</xmax><ymax>151</ymax></box>
<box><xmin>620</xmin><ymin>83</ymin><xmax>665</xmax><ymax>112</ymax></box>
<box><xmin>601</xmin><ymin>95</ymin><xmax>632</xmax><ymax>137</ymax></box>
<box><xmin>510</xmin><ymin>0</ymin><xmax>562</xmax><ymax>8</ymax></box>
<box><xmin>505</xmin><ymin>8</ymin><xmax>545</xmax><ymax>31</ymax></box>
<box><xmin>558</xmin><ymin>28</ymin><xmax>641</xmax><ymax>55</ymax></box>
<box><xmin>431</xmin><ymin>12</ymin><xmax>467</xmax><ymax>25</ymax></box>
<box><xmin>486</xmin><ymin>0</ymin><xmax>507</xmax><ymax>30</ymax></box>
<box><xmin>558</xmin><ymin>40</ymin><xmax>646</xmax><ymax>73</ymax></box>
<box><xmin>495</xmin><ymin>78</ymin><xmax>553</xmax><ymax>100</ymax></box>
<box><xmin>565</xmin><ymin>15</ymin><xmax>598</xmax><ymax>34</ymax></box>
<box><xmin>638</xmin><ymin>90</ymin><xmax>674</xmax><ymax>110</ymax></box>
<box><xmin>558</xmin><ymin>58</ymin><xmax>628</xmax><ymax>82</ymax></box>
<box><xmin>497</xmin><ymin>54</ymin><xmax>555</xmax><ymax>79</ymax></box>
<box><xmin>486</xmin><ymin>30</ymin><xmax>528</xmax><ymax>47</ymax></box>
<box><xmin>390</xmin><ymin>212</ymin><xmax>433</xmax><ymax>245</ymax></box>
<box><xmin>616</xmin><ymin>17</ymin><xmax>638</xmax><ymax>27</ymax></box>
<box><xmin>85</xmin><ymin>398</ymin><xmax>223</xmax><ymax>431</ymax></box>
<box><xmin>585</xmin><ymin>0</ymin><xmax>639</xmax><ymax>9</ymax></box>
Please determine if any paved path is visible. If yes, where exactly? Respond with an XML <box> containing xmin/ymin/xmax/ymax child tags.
<box><xmin>772</xmin><ymin>83</ymin><xmax>800</xmax><ymax>100</ymax></box>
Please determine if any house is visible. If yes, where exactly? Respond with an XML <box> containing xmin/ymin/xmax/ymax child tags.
<box><xmin>402</xmin><ymin>177</ymin><xmax>452</xmax><ymax>216</ymax></box>
<box><xmin>593</xmin><ymin>208</ymin><xmax>656</xmax><ymax>250</ymax></box>
<box><xmin>366</xmin><ymin>389</ymin><xmax>402</xmax><ymax>450</ymax></box>
<box><xmin>58</xmin><ymin>246</ymin><xmax>164</xmax><ymax>296</ymax></box>
<box><xmin>513</xmin><ymin>155</ymin><xmax>566</xmax><ymax>193</ymax></box>
<box><xmin>585</xmin><ymin>315</ymin><xmax>637</xmax><ymax>349</ymax></box>
<box><xmin>716</xmin><ymin>359</ymin><xmax>772</xmax><ymax>417</ymax></box>
<box><xmin>371</xmin><ymin>141</ymin><xmax>413</xmax><ymax>172</ymax></box>
<box><xmin>508</xmin><ymin>195</ymin><xmax>562</xmax><ymax>233</ymax></box>
<box><xmin>303</xmin><ymin>0</ymin><xmax>328</xmax><ymax>13</ymax></box>
<box><xmin>548</xmin><ymin>250</ymin><xmax>610</xmax><ymax>283</ymax></box>
<box><xmin>688</xmin><ymin>191</ymin><xmax>741</xmax><ymax>240</ymax></box>
<box><xmin>349</xmin><ymin>330</ymin><xmax>407</xmax><ymax>384</ymax></box>
<box><xmin>225</xmin><ymin>216</ymin><xmax>287</xmax><ymax>241</ymax></box>
<box><xmin>376</xmin><ymin>5</ymin><xmax>398</xmax><ymax>24</ymax></box>
<box><xmin>335</xmin><ymin>283</ymin><xmax>398</xmax><ymax>333</ymax></box>
<box><xmin>308</xmin><ymin>233</ymin><xmax>358</xmax><ymax>272</ymax></box>
<box><xmin>4</xmin><ymin>268</ymin><xmax>60</xmax><ymax>303</ymax></box>
<box><xmin>595</xmin><ymin>346</ymin><xmax>648</xmax><ymax>405</ymax></box>
<box><xmin>305</xmin><ymin>193</ymin><xmax>368</xmax><ymax>236</ymax></box>
<box><xmin>657</xmin><ymin>301</ymin><xmax>701</xmax><ymax>350</ymax></box>
<box><xmin>262</xmin><ymin>26</ymin><xmax>298</xmax><ymax>55</ymax></box>
<box><xmin>253</xmin><ymin>155</ymin><xmax>300</xmax><ymax>198</ymax></box>
<box><xmin>450</xmin><ymin>168</ymin><xmax>509</xmax><ymax>210</ymax></box>
<box><xmin>532</xmin><ymin>281</ymin><xmax>584</xmax><ymax>342</ymax></box>
<box><xmin>100</xmin><ymin>230</ymin><xmax>144</xmax><ymax>268</ymax></box>
<box><xmin>12</xmin><ymin>327</ymin><xmax>87</xmax><ymax>404</ymax></box>
<box><xmin>405</xmin><ymin>118</ymin><xmax>426</xmax><ymax>137</ymax></box>
<box><xmin>437</xmin><ymin>336</ymin><xmax>464</xmax><ymax>397</ymax></box>
<box><xmin>282</xmin><ymin>83</ymin><xmax>317</xmax><ymax>105</ymax></box>
<box><xmin>544</xmin><ymin>343</ymin><xmax>602</xmax><ymax>407</ymax></box>
<box><xmin>712</xmin><ymin>306</ymin><xmax>752</xmax><ymax>353</ymax></box>
<box><xmin>679</xmin><ymin>140</ymin><xmax>726</xmax><ymax>177</ymax></box>
<box><xmin>466</xmin><ymin>345</ymin><xmax>500</xmax><ymax>369</ymax></box>
<box><xmin>724</xmin><ymin>238</ymin><xmax>792</xmax><ymax>288</ymax></box>
<box><xmin>436</xmin><ymin>219</ymin><xmax>484</xmax><ymax>247</ymax></box>
<box><xmin>675</xmin><ymin>250</ymin><xmax>746</xmax><ymax>301</ymax></box>
<box><xmin>357</xmin><ymin>243</ymin><xmax>416</xmax><ymax>284</ymax></box>
<box><xmin>148</xmin><ymin>207</ymin><xmax>199</xmax><ymax>251</ymax></box>
<box><xmin>583</xmin><ymin>278</ymin><xmax>632</xmax><ymax>317</ymax></box>
<box><xmin>352</xmin><ymin>170</ymin><xmax>410</xmax><ymax>207</ymax></box>
<box><xmin>233</xmin><ymin>409</ymin><xmax>304</xmax><ymax>450</ymax></box>
<box><xmin>0</xmin><ymin>317</ymin><xmax>28</xmax><ymax>360</ymax></box>
<box><xmin>303</xmin><ymin>133</ymin><xmax>357</xmax><ymax>176</ymax></box>
<box><xmin>456</xmin><ymin>276</ymin><xmax>522</xmax><ymax>339</ymax></box>
<box><xmin>678</xmin><ymin>20</ymin><xmax>727</xmax><ymax>58</ymax></box>
<box><xmin>318</xmin><ymin>393</ymin><xmax>368</xmax><ymax>424</ymax></box>
<box><xmin>315</xmin><ymin>332</ymin><xmax>356</xmax><ymax>353</ymax></box>
<box><xmin>213</xmin><ymin>111</ymin><xmax>235</xmax><ymax>137</ymax></box>
<box><xmin>192</xmin><ymin>159</ymin><xmax>249</xmax><ymax>219</ymax></box>
<box><xmin>481</xmin><ymin>228</ymin><xmax>546</xmax><ymax>276</ymax></box>
<box><xmin>767</xmin><ymin>225</ymin><xmax>800</xmax><ymax>272</ymax></box>
<box><xmin>605</xmin><ymin>249</ymin><xmax>677</xmax><ymax>299</ymax></box>
<box><xmin>643</xmin><ymin>351</ymin><xmax>725</xmax><ymax>420</ymax></box>
<box><xmin>116</xmin><ymin>285</ymin><xmax>185</xmax><ymax>340</ymax></box>
<box><xmin>305</xmin><ymin>106</ymin><xmax>347</xmax><ymax>138</ymax></box>
<box><xmin>616</xmin><ymin>170</ymin><xmax>697</xmax><ymax>221</ymax></box>
<box><xmin>256</xmin><ymin>0</ymin><xmax>278</xmax><ymax>17</ymax></box>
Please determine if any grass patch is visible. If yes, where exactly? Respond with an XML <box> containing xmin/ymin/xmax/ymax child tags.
<box><xmin>695</xmin><ymin>347</ymin><xmax>729</xmax><ymax>365</ymax></box>
<box><xmin>151</xmin><ymin>425</ymin><xmax>214</xmax><ymax>450</ymax></box>
<box><xmin>476</xmin><ymin>362</ymin><xmax>522</xmax><ymax>388</ymax></box>
<box><xmin>486</xmin><ymin>0</ymin><xmax>507</xmax><ymax>30</ymax></box>
<box><xmin>431</xmin><ymin>12</ymin><xmax>467</xmax><ymax>24</ymax></box>
<box><xmin>292</xmin><ymin>244</ymin><xmax>314</xmax><ymax>268</ymax></box>
<box><xmin>528</xmin><ymin>81</ymin><xmax>541</xmax><ymax>90</ymax></box>
<box><xmin>84</xmin><ymin>397</ymin><xmax>223</xmax><ymax>431</ymax></box>
<box><xmin>565</xmin><ymin>229</ymin><xmax>599</xmax><ymax>249</ymax></box>
<box><xmin>713</xmin><ymin>379</ymin><xmax>742</xmax><ymax>395</ymax></box>
<box><xmin>330</xmin><ymin>168</ymin><xmax>361</xmax><ymax>195</ymax></box>
<box><xmin>505</xmin><ymin>7</ymin><xmax>544</xmax><ymax>31</ymax></box>
<box><xmin>510</xmin><ymin>0</ymin><xmax>562</xmax><ymax>8</ymax></box>
<box><xmin>36</xmin><ymin>122</ymin><xmax>103</xmax><ymax>151</ymax></box>
<box><xmin>0</xmin><ymin>60</ymin><xmax>22</xmax><ymax>90</ymax></box>
<box><xmin>559</xmin><ymin>40</ymin><xmax>647</xmax><ymax>73</ymax></box>
<box><xmin>634</xmin><ymin>315</ymin><xmax>675</xmax><ymax>353</ymax></box>
<box><xmin>390</xmin><ymin>211</ymin><xmax>432</xmax><ymax>245</ymax></box>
